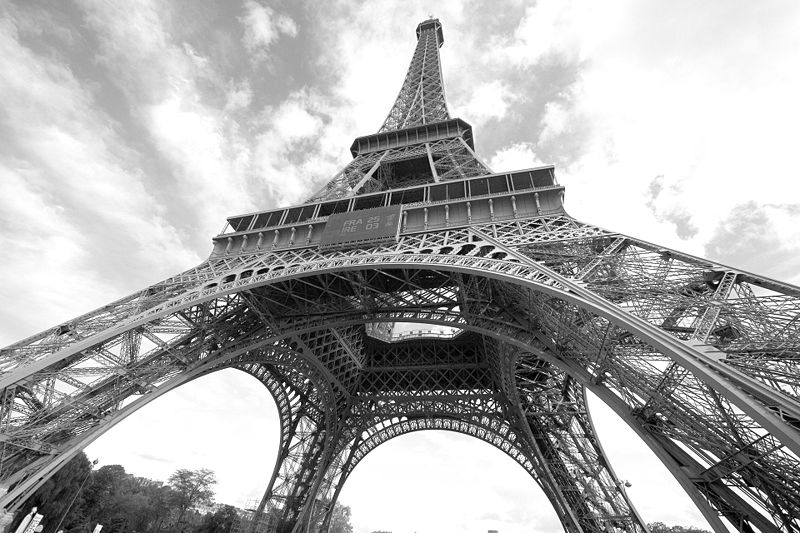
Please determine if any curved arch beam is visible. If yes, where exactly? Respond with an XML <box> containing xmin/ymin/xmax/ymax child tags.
<box><xmin>3</xmin><ymin>253</ymin><xmax>797</xmax><ymax>459</ymax></box>
<box><xmin>0</xmin><ymin>345</ymin><xmax>332</xmax><ymax>511</ymax></box>
<box><xmin>318</xmin><ymin>416</ymin><xmax>541</xmax><ymax>532</ymax></box>
<box><xmin>583</xmin><ymin>372</ymin><xmax>779</xmax><ymax>533</ymax></box>
<box><xmin>347</xmin><ymin>417</ymin><xmax>538</xmax><ymax>481</ymax></box>
<box><xmin>1</xmin><ymin>257</ymin><xmax>797</xmax><ymax>529</ymax></box>
<box><xmin>193</xmin><ymin>311</ymin><xmax>799</xmax><ymax>532</ymax></box>
<box><xmin>0</xmin><ymin>309</ymin><xmax>790</xmax><ymax>532</ymax></box>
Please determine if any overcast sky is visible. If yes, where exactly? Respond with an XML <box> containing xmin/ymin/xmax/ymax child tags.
<box><xmin>2</xmin><ymin>1</ymin><xmax>800</xmax><ymax>532</ymax></box>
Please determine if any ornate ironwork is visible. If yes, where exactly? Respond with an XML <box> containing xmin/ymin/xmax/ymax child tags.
<box><xmin>1</xmin><ymin>17</ymin><xmax>799</xmax><ymax>533</ymax></box>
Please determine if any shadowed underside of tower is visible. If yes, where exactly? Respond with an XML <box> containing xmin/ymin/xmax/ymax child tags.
<box><xmin>1</xmin><ymin>17</ymin><xmax>799</xmax><ymax>533</ymax></box>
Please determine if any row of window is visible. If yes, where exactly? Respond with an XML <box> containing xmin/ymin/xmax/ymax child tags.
<box><xmin>226</xmin><ymin>169</ymin><xmax>555</xmax><ymax>234</ymax></box>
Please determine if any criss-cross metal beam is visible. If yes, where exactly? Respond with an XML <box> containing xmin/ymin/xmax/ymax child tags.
<box><xmin>3</xmin><ymin>16</ymin><xmax>800</xmax><ymax>533</ymax></box>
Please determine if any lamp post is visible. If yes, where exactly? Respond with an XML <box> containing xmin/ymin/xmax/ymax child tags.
<box><xmin>52</xmin><ymin>459</ymin><xmax>97</xmax><ymax>533</ymax></box>
<box><xmin>13</xmin><ymin>507</ymin><xmax>37</xmax><ymax>533</ymax></box>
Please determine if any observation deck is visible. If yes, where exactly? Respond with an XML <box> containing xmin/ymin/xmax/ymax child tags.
<box><xmin>213</xmin><ymin>166</ymin><xmax>563</xmax><ymax>256</ymax></box>
<box><xmin>416</xmin><ymin>18</ymin><xmax>444</xmax><ymax>46</ymax></box>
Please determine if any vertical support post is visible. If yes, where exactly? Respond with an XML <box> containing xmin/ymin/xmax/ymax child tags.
<box><xmin>426</xmin><ymin>143</ymin><xmax>440</xmax><ymax>182</ymax></box>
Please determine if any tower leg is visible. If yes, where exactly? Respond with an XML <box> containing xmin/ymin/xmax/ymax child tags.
<box><xmin>488</xmin><ymin>337</ymin><xmax>647</xmax><ymax>533</ymax></box>
<box><xmin>514</xmin><ymin>371</ymin><xmax>647</xmax><ymax>533</ymax></box>
<box><xmin>239</xmin><ymin>361</ymin><xmax>332</xmax><ymax>533</ymax></box>
<box><xmin>238</xmin><ymin>330</ymin><xmax>355</xmax><ymax>533</ymax></box>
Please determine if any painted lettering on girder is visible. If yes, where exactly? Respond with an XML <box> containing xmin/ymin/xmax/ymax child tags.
<box><xmin>320</xmin><ymin>205</ymin><xmax>402</xmax><ymax>247</ymax></box>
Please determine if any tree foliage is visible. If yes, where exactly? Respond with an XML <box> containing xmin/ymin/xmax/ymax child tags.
<box><xmin>16</xmin><ymin>454</ymin><xmax>224</xmax><ymax>533</ymax></box>
<box><xmin>168</xmin><ymin>468</ymin><xmax>217</xmax><ymax>529</ymax></box>
<box><xmin>195</xmin><ymin>504</ymin><xmax>238</xmax><ymax>533</ymax></box>
<box><xmin>16</xmin><ymin>464</ymin><xmax>711</xmax><ymax>533</ymax></box>
<box><xmin>8</xmin><ymin>453</ymin><xmax>92</xmax><ymax>533</ymax></box>
<box><xmin>648</xmin><ymin>523</ymin><xmax>712</xmax><ymax>533</ymax></box>
<box><xmin>16</xmin><ymin>459</ymin><xmax>362</xmax><ymax>533</ymax></box>
<box><xmin>329</xmin><ymin>503</ymin><xmax>353</xmax><ymax>533</ymax></box>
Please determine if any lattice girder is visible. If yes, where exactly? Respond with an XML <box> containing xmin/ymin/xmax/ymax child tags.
<box><xmin>317</xmin><ymin>338</ymin><xmax>645</xmax><ymax>533</ymax></box>
<box><xmin>234</xmin><ymin>360</ymin><xmax>330</xmax><ymax>532</ymax></box>
<box><xmin>5</xmin><ymin>14</ymin><xmax>800</xmax><ymax>533</ymax></box>
<box><xmin>3</xmin><ymin>221</ymin><xmax>800</xmax><ymax>531</ymax></box>
<box><xmin>379</xmin><ymin>19</ymin><xmax>449</xmax><ymax>133</ymax></box>
<box><xmin>0</xmin><ymin>341</ymin><xmax>338</xmax><ymax>513</ymax></box>
<box><xmin>309</xmin><ymin>135</ymin><xmax>491</xmax><ymax>201</ymax></box>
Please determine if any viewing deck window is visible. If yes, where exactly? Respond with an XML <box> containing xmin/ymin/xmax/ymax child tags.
<box><xmin>512</xmin><ymin>173</ymin><xmax>533</xmax><ymax>191</ymax></box>
<box><xmin>219</xmin><ymin>166</ymin><xmax>559</xmax><ymax>238</ymax></box>
<box><xmin>230</xmin><ymin>215</ymin><xmax>253</xmax><ymax>232</ymax></box>
<box><xmin>284</xmin><ymin>207</ymin><xmax>303</xmax><ymax>224</ymax></box>
<box><xmin>389</xmin><ymin>187</ymin><xmax>425</xmax><ymax>205</ymax></box>
<box><xmin>469</xmin><ymin>178</ymin><xmax>489</xmax><ymax>196</ymax></box>
<box><xmin>488</xmin><ymin>175</ymin><xmax>508</xmax><ymax>193</ymax></box>
<box><xmin>532</xmin><ymin>168</ymin><xmax>555</xmax><ymax>187</ymax></box>
<box><xmin>284</xmin><ymin>205</ymin><xmax>316</xmax><ymax>225</ymax></box>
<box><xmin>354</xmin><ymin>195</ymin><xmax>384</xmax><ymax>210</ymax></box>
<box><xmin>319</xmin><ymin>200</ymin><xmax>350</xmax><ymax>217</ymax></box>
<box><xmin>448</xmin><ymin>181</ymin><xmax>466</xmax><ymax>199</ymax></box>
<box><xmin>429</xmin><ymin>183</ymin><xmax>447</xmax><ymax>202</ymax></box>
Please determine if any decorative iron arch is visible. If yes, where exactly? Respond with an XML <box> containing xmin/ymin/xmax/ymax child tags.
<box><xmin>1</xmin><ymin>242</ymin><xmax>799</xmax><ymax>533</ymax></box>
<box><xmin>4</xmin><ymin>14</ymin><xmax>800</xmax><ymax>533</ymax></box>
<box><xmin>0</xmin><ymin>344</ymin><xmax>335</xmax><ymax>513</ymax></box>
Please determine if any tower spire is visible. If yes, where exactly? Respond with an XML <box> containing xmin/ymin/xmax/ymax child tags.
<box><xmin>379</xmin><ymin>18</ymin><xmax>450</xmax><ymax>132</ymax></box>
<box><xmin>307</xmin><ymin>17</ymin><xmax>490</xmax><ymax>201</ymax></box>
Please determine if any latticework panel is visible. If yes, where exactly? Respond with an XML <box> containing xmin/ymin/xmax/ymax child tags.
<box><xmin>379</xmin><ymin>19</ymin><xmax>449</xmax><ymax>132</ymax></box>
<box><xmin>3</xmin><ymin>13</ymin><xmax>800</xmax><ymax>533</ymax></box>
<box><xmin>308</xmin><ymin>136</ymin><xmax>490</xmax><ymax>202</ymax></box>
<box><xmin>3</xmin><ymin>216</ymin><xmax>798</xmax><ymax>532</ymax></box>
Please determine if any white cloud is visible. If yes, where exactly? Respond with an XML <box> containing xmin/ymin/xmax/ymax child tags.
<box><xmin>146</xmin><ymin>91</ymin><xmax>255</xmax><ymax>223</ymax></box>
<box><xmin>0</xmin><ymin>166</ymin><xmax>97</xmax><ymax>343</ymax></box>
<box><xmin>0</xmin><ymin>12</ymin><xmax>198</xmax><ymax>342</ymax></box>
<box><xmin>455</xmin><ymin>80</ymin><xmax>517</xmax><ymax>126</ymax></box>
<box><xmin>539</xmin><ymin>96</ymin><xmax>574</xmax><ymax>144</ymax></box>
<box><xmin>488</xmin><ymin>142</ymin><xmax>546</xmax><ymax>172</ymax></box>
<box><xmin>270</xmin><ymin>99</ymin><xmax>323</xmax><ymax>141</ymax></box>
<box><xmin>494</xmin><ymin>0</ymin><xmax>611</xmax><ymax>66</ymax></box>
<box><xmin>253</xmin><ymin>90</ymin><xmax>344</xmax><ymax>205</ymax></box>
<box><xmin>225</xmin><ymin>80</ymin><xmax>254</xmax><ymax>111</ymax></box>
<box><xmin>496</xmin><ymin>0</ymin><xmax>800</xmax><ymax>266</ymax></box>
<box><xmin>705</xmin><ymin>202</ymin><xmax>800</xmax><ymax>285</ymax></box>
<box><xmin>78</xmin><ymin>0</ymin><xmax>178</xmax><ymax>103</ymax></box>
<box><xmin>240</xmin><ymin>0</ymin><xmax>297</xmax><ymax>59</ymax></box>
<box><xmin>80</xmin><ymin>0</ymin><xmax>266</xmax><ymax>238</ymax></box>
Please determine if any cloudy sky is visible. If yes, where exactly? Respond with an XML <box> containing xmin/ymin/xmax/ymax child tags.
<box><xmin>2</xmin><ymin>0</ymin><xmax>800</xmax><ymax>531</ymax></box>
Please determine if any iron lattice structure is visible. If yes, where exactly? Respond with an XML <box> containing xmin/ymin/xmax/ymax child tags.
<box><xmin>1</xmin><ymin>18</ymin><xmax>799</xmax><ymax>533</ymax></box>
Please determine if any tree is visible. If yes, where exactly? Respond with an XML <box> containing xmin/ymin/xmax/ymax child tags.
<box><xmin>143</xmin><ymin>480</ymin><xmax>180</xmax><ymax>532</ymax></box>
<box><xmin>196</xmin><ymin>504</ymin><xmax>239</xmax><ymax>533</ymax></box>
<box><xmin>168</xmin><ymin>468</ymin><xmax>217</xmax><ymax>530</ymax></box>
<box><xmin>10</xmin><ymin>453</ymin><xmax>92</xmax><ymax>533</ymax></box>
<box><xmin>648</xmin><ymin>523</ymin><xmax>711</xmax><ymax>533</ymax></box>
<box><xmin>78</xmin><ymin>464</ymin><xmax>178</xmax><ymax>533</ymax></box>
<box><xmin>16</xmin><ymin>460</ymin><xmax>220</xmax><ymax>533</ymax></box>
<box><xmin>328</xmin><ymin>503</ymin><xmax>353</xmax><ymax>533</ymax></box>
<box><xmin>80</xmin><ymin>464</ymin><xmax>133</xmax><ymax>532</ymax></box>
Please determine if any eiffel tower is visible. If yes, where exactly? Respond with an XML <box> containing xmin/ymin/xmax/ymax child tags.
<box><xmin>1</xmin><ymin>17</ymin><xmax>799</xmax><ymax>533</ymax></box>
